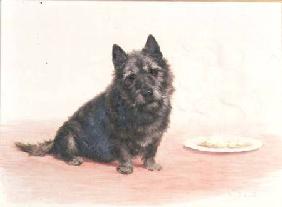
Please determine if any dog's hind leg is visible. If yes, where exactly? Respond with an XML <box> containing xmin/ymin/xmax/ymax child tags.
<box><xmin>53</xmin><ymin>133</ymin><xmax>83</xmax><ymax>166</ymax></box>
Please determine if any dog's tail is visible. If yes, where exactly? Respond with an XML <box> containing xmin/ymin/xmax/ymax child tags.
<box><xmin>15</xmin><ymin>140</ymin><xmax>54</xmax><ymax>156</ymax></box>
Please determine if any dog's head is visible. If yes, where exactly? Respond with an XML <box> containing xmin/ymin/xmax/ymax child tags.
<box><xmin>112</xmin><ymin>35</ymin><xmax>173</xmax><ymax>110</ymax></box>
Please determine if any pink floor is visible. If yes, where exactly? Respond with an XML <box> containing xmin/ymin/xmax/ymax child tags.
<box><xmin>1</xmin><ymin>121</ymin><xmax>282</xmax><ymax>205</ymax></box>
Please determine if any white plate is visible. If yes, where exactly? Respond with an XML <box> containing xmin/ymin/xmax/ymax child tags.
<box><xmin>183</xmin><ymin>135</ymin><xmax>263</xmax><ymax>153</ymax></box>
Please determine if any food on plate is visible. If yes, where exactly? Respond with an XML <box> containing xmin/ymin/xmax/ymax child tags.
<box><xmin>198</xmin><ymin>138</ymin><xmax>252</xmax><ymax>149</ymax></box>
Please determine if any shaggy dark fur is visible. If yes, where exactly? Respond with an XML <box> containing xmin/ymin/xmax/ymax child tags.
<box><xmin>16</xmin><ymin>35</ymin><xmax>174</xmax><ymax>174</ymax></box>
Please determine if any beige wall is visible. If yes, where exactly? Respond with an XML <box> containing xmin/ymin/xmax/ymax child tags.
<box><xmin>1</xmin><ymin>1</ymin><xmax>281</xmax><ymax>135</ymax></box>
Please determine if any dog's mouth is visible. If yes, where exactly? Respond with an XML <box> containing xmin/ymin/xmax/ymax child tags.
<box><xmin>138</xmin><ymin>100</ymin><xmax>161</xmax><ymax>112</ymax></box>
<box><xmin>145</xmin><ymin>101</ymin><xmax>159</xmax><ymax>110</ymax></box>
<box><xmin>129</xmin><ymin>89</ymin><xmax>163</xmax><ymax>112</ymax></box>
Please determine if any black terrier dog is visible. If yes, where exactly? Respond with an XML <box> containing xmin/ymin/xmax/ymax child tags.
<box><xmin>16</xmin><ymin>35</ymin><xmax>174</xmax><ymax>174</ymax></box>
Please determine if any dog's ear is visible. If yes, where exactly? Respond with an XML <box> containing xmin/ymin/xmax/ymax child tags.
<box><xmin>112</xmin><ymin>44</ymin><xmax>127</xmax><ymax>70</ymax></box>
<box><xmin>143</xmin><ymin>34</ymin><xmax>162</xmax><ymax>59</ymax></box>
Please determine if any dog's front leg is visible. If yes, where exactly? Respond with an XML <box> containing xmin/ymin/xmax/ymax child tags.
<box><xmin>116</xmin><ymin>142</ymin><xmax>133</xmax><ymax>174</ymax></box>
<box><xmin>143</xmin><ymin>139</ymin><xmax>162</xmax><ymax>171</ymax></box>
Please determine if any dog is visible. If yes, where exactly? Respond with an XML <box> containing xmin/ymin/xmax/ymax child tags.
<box><xmin>16</xmin><ymin>35</ymin><xmax>174</xmax><ymax>174</ymax></box>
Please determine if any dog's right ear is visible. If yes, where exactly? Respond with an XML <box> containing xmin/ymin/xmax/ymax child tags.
<box><xmin>143</xmin><ymin>34</ymin><xmax>163</xmax><ymax>60</ymax></box>
<box><xmin>112</xmin><ymin>44</ymin><xmax>127</xmax><ymax>70</ymax></box>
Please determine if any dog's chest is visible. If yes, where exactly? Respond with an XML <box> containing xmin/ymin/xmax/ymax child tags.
<box><xmin>135</xmin><ymin>136</ymin><xmax>154</xmax><ymax>148</ymax></box>
<box><xmin>128</xmin><ymin>118</ymin><xmax>165</xmax><ymax>149</ymax></box>
<box><xmin>113</xmin><ymin>102</ymin><xmax>169</xmax><ymax>145</ymax></box>
<box><xmin>127</xmin><ymin>135</ymin><xmax>155</xmax><ymax>156</ymax></box>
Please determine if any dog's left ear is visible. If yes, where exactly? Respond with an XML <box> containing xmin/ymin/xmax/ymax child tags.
<box><xmin>143</xmin><ymin>34</ymin><xmax>163</xmax><ymax>59</ymax></box>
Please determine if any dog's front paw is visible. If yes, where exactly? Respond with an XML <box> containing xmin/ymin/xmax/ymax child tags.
<box><xmin>67</xmin><ymin>156</ymin><xmax>84</xmax><ymax>166</ymax></box>
<box><xmin>144</xmin><ymin>161</ymin><xmax>162</xmax><ymax>171</ymax></box>
<box><xmin>117</xmin><ymin>165</ymin><xmax>133</xmax><ymax>174</ymax></box>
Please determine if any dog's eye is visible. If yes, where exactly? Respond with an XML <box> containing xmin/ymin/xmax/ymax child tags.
<box><xmin>149</xmin><ymin>68</ymin><xmax>158</xmax><ymax>76</ymax></box>
<box><xmin>125</xmin><ymin>74</ymin><xmax>136</xmax><ymax>86</ymax></box>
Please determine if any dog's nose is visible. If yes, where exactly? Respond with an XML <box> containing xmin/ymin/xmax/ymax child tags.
<box><xmin>144</xmin><ymin>88</ymin><xmax>153</xmax><ymax>97</ymax></box>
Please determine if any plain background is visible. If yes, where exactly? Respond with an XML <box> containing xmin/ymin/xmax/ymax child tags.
<box><xmin>1</xmin><ymin>1</ymin><xmax>281</xmax><ymax>136</ymax></box>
